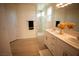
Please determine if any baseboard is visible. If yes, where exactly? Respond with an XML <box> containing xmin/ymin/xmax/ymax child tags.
<box><xmin>16</xmin><ymin>37</ymin><xmax>37</xmax><ymax>40</ymax></box>
<box><xmin>16</xmin><ymin>36</ymin><xmax>37</xmax><ymax>40</ymax></box>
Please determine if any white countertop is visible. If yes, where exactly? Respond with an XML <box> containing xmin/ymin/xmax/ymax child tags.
<box><xmin>46</xmin><ymin>29</ymin><xmax>79</xmax><ymax>50</ymax></box>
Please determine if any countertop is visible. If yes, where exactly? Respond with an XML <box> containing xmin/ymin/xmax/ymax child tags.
<box><xmin>46</xmin><ymin>29</ymin><xmax>79</xmax><ymax>50</ymax></box>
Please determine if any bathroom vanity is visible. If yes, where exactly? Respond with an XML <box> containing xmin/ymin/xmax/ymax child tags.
<box><xmin>44</xmin><ymin>29</ymin><xmax>79</xmax><ymax>56</ymax></box>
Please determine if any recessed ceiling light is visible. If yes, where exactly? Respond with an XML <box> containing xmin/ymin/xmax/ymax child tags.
<box><xmin>56</xmin><ymin>3</ymin><xmax>72</xmax><ymax>8</ymax></box>
<box><xmin>61</xmin><ymin>4</ymin><xmax>68</xmax><ymax>7</ymax></box>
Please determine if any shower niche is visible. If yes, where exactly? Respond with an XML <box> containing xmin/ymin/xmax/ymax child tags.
<box><xmin>56</xmin><ymin>21</ymin><xmax>60</xmax><ymax>27</ymax></box>
<box><xmin>28</xmin><ymin>21</ymin><xmax>34</xmax><ymax>30</ymax></box>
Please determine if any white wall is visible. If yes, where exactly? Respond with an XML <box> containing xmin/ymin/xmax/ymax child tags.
<box><xmin>0</xmin><ymin>4</ymin><xmax>12</xmax><ymax>55</ymax></box>
<box><xmin>5</xmin><ymin>4</ymin><xmax>16</xmax><ymax>42</ymax></box>
<box><xmin>16</xmin><ymin>4</ymin><xmax>37</xmax><ymax>39</ymax></box>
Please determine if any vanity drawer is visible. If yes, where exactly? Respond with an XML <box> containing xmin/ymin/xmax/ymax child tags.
<box><xmin>44</xmin><ymin>31</ymin><xmax>56</xmax><ymax>44</ymax></box>
<box><xmin>46</xmin><ymin>31</ymin><xmax>53</xmax><ymax>38</ymax></box>
<box><xmin>45</xmin><ymin>37</ymin><xmax>56</xmax><ymax>47</ymax></box>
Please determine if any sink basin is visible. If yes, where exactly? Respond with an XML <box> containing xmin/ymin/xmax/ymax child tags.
<box><xmin>69</xmin><ymin>37</ymin><xmax>79</xmax><ymax>44</ymax></box>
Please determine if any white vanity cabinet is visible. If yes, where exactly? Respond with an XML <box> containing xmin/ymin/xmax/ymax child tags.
<box><xmin>44</xmin><ymin>29</ymin><xmax>79</xmax><ymax>56</ymax></box>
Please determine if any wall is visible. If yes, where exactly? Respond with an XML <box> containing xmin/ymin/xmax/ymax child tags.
<box><xmin>16</xmin><ymin>4</ymin><xmax>37</xmax><ymax>39</ymax></box>
<box><xmin>45</xmin><ymin>4</ymin><xmax>56</xmax><ymax>29</ymax></box>
<box><xmin>0</xmin><ymin>4</ymin><xmax>12</xmax><ymax>55</ymax></box>
<box><xmin>5</xmin><ymin>4</ymin><xmax>16</xmax><ymax>42</ymax></box>
<box><xmin>52</xmin><ymin>4</ymin><xmax>79</xmax><ymax>32</ymax></box>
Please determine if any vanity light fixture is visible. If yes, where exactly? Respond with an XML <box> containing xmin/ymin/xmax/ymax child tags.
<box><xmin>56</xmin><ymin>3</ymin><xmax>72</xmax><ymax>8</ymax></box>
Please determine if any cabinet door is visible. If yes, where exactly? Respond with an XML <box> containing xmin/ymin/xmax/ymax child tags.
<box><xmin>59</xmin><ymin>39</ymin><xmax>79</xmax><ymax>56</ymax></box>
<box><xmin>51</xmin><ymin>36</ymin><xmax>63</xmax><ymax>56</ymax></box>
<box><xmin>45</xmin><ymin>33</ymin><xmax>63</xmax><ymax>56</ymax></box>
<box><xmin>63</xmin><ymin>49</ymin><xmax>78</xmax><ymax>56</ymax></box>
<box><xmin>63</xmin><ymin>46</ymin><xmax>78</xmax><ymax>56</ymax></box>
<box><xmin>45</xmin><ymin>37</ymin><xmax>56</xmax><ymax>55</ymax></box>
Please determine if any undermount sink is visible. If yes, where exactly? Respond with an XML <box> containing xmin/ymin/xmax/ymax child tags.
<box><xmin>69</xmin><ymin>37</ymin><xmax>79</xmax><ymax>44</ymax></box>
<box><xmin>63</xmin><ymin>33</ymin><xmax>79</xmax><ymax>44</ymax></box>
